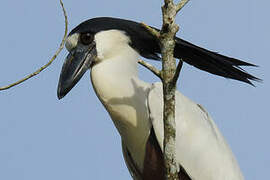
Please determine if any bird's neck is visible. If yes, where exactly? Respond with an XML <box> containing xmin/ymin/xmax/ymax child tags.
<box><xmin>91</xmin><ymin>51</ymin><xmax>139</xmax><ymax>101</ymax></box>
<box><xmin>90</xmin><ymin>50</ymin><xmax>151</xmax><ymax>170</ymax></box>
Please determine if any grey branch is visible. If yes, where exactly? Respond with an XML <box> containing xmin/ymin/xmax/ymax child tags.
<box><xmin>0</xmin><ymin>0</ymin><xmax>68</xmax><ymax>91</ymax></box>
<box><xmin>171</xmin><ymin>59</ymin><xmax>183</xmax><ymax>86</ymax></box>
<box><xmin>140</xmin><ymin>1</ymin><xmax>190</xmax><ymax>179</ymax></box>
<box><xmin>176</xmin><ymin>0</ymin><xmax>190</xmax><ymax>13</ymax></box>
<box><xmin>141</xmin><ymin>22</ymin><xmax>160</xmax><ymax>38</ymax></box>
<box><xmin>160</xmin><ymin>0</ymin><xmax>189</xmax><ymax>179</ymax></box>
<box><xmin>138</xmin><ymin>60</ymin><xmax>162</xmax><ymax>79</ymax></box>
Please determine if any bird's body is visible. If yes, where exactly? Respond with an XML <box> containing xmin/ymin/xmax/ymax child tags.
<box><xmin>57</xmin><ymin>17</ymin><xmax>259</xmax><ymax>179</ymax></box>
<box><xmin>89</xmin><ymin>30</ymin><xmax>243</xmax><ymax>179</ymax></box>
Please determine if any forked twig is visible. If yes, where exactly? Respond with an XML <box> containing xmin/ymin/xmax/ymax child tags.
<box><xmin>176</xmin><ymin>0</ymin><xmax>190</xmax><ymax>13</ymax></box>
<box><xmin>138</xmin><ymin>59</ymin><xmax>162</xmax><ymax>79</ymax></box>
<box><xmin>171</xmin><ymin>59</ymin><xmax>183</xmax><ymax>86</ymax></box>
<box><xmin>141</xmin><ymin>22</ymin><xmax>160</xmax><ymax>39</ymax></box>
<box><xmin>0</xmin><ymin>0</ymin><xmax>68</xmax><ymax>91</ymax></box>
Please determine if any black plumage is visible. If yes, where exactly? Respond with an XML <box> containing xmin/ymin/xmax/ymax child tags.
<box><xmin>70</xmin><ymin>17</ymin><xmax>260</xmax><ymax>85</ymax></box>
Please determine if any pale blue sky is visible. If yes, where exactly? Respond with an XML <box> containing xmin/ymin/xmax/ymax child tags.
<box><xmin>0</xmin><ymin>0</ymin><xmax>269</xmax><ymax>179</ymax></box>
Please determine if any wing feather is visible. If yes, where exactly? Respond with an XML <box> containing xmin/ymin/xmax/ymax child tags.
<box><xmin>147</xmin><ymin>82</ymin><xmax>244</xmax><ymax>180</ymax></box>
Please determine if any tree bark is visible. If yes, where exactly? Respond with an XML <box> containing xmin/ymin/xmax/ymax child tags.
<box><xmin>160</xmin><ymin>1</ymin><xmax>189</xmax><ymax>179</ymax></box>
<box><xmin>140</xmin><ymin>1</ymin><xmax>190</xmax><ymax>179</ymax></box>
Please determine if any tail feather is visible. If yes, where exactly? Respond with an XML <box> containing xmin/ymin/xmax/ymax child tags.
<box><xmin>174</xmin><ymin>38</ymin><xmax>261</xmax><ymax>85</ymax></box>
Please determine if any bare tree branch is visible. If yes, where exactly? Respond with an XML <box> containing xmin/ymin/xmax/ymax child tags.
<box><xmin>0</xmin><ymin>0</ymin><xmax>68</xmax><ymax>91</ymax></box>
<box><xmin>138</xmin><ymin>60</ymin><xmax>162</xmax><ymax>79</ymax></box>
<box><xmin>160</xmin><ymin>1</ymin><xmax>180</xmax><ymax>178</ymax></box>
<box><xmin>140</xmin><ymin>1</ymin><xmax>190</xmax><ymax>179</ymax></box>
<box><xmin>141</xmin><ymin>22</ymin><xmax>160</xmax><ymax>38</ymax></box>
<box><xmin>176</xmin><ymin>0</ymin><xmax>190</xmax><ymax>13</ymax></box>
<box><xmin>160</xmin><ymin>1</ymin><xmax>190</xmax><ymax>178</ymax></box>
<box><xmin>171</xmin><ymin>59</ymin><xmax>183</xmax><ymax>86</ymax></box>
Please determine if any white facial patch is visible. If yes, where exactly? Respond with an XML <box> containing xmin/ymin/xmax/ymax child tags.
<box><xmin>65</xmin><ymin>33</ymin><xmax>79</xmax><ymax>52</ymax></box>
<box><xmin>94</xmin><ymin>30</ymin><xmax>131</xmax><ymax>59</ymax></box>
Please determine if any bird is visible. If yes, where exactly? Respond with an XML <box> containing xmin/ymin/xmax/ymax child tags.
<box><xmin>57</xmin><ymin>17</ymin><xmax>259</xmax><ymax>180</ymax></box>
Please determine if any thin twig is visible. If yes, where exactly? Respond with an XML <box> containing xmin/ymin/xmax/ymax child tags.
<box><xmin>171</xmin><ymin>59</ymin><xmax>183</xmax><ymax>86</ymax></box>
<box><xmin>141</xmin><ymin>22</ymin><xmax>160</xmax><ymax>38</ymax></box>
<box><xmin>0</xmin><ymin>0</ymin><xmax>68</xmax><ymax>91</ymax></box>
<box><xmin>138</xmin><ymin>60</ymin><xmax>162</xmax><ymax>79</ymax></box>
<box><xmin>176</xmin><ymin>0</ymin><xmax>190</xmax><ymax>13</ymax></box>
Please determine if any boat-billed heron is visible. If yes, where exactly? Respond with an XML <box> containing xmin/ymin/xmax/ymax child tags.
<box><xmin>57</xmin><ymin>17</ymin><xmax>259</xmax><ymax>180</ymax></box>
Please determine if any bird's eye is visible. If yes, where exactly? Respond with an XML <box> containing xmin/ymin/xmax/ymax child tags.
<box><xmin>80</xmin><ymin>33</ymin><xmax>93</xmax><ymax>45</ymax></box>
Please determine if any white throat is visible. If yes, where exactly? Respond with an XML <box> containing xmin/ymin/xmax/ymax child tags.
<box><xmin>90</xmin><ymin>30</ymin><xmax>151</xmax><ymax>170</ymax></box>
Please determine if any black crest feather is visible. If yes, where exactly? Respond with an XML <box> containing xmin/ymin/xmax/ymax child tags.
<box><xmin>70</xmin><ymin>17</ymin><xmax>261</xmax><ymax>85</ymax></box>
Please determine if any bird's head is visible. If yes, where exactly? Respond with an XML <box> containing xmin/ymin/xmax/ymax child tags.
<box><xmin>57</xmin><ymin>17</ymin><xmax>160</xmax><ymax>99</ymax></box>
<box><xmin>57</xmin><ymin>30</ymin><xmax>97</xmax><ymax>99</ymax></box>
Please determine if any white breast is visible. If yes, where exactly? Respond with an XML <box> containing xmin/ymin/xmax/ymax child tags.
<box><xmin>90</xmin><ymin>30</ymin><xmax>152</xmax><ymax>170</ymax></box>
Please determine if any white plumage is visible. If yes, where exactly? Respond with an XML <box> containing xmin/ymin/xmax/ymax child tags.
<box><xmin>89</xmin><ymin>30</ymin><xmax>244</xmax><ymax>179</ymax></box>
<box><xmin>149</xmin><ymin>83</ymin><xmax>243</xmax><ymax>179</ymax></box>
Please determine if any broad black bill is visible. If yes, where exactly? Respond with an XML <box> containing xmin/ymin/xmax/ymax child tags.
<box><xmin>57</xmin><ymin>42</ymin><xmax>97</xmax><ymax>99</ymax></box>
